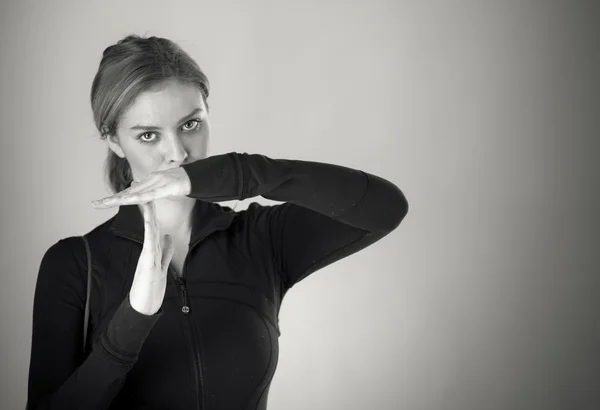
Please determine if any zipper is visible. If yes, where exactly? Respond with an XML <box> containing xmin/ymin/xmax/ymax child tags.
<box><xmin>114</xmin><ymin>232</ymin><xmax>206</xmax><ymax>410</ymax></box>
<box><xmin>169</xmin><ymin>252</ymin><xmax>204</xmax><ymax>410</ymax></box>
<box><xmin>174</xmin><ymin>272</ymin><xmax>190</xmax><ymax>314</ymax></box>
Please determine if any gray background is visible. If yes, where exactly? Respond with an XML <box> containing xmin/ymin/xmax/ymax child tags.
<box><xmin>1</xmin><ymin>0</ymin><xmax>599</xmax><ymax>409</ymax></box>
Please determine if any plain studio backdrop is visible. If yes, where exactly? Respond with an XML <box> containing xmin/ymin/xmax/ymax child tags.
<box><xmin>1</xmin><ymin>1</ymin><xmax>598</xmax><ymax>409</ymax></box>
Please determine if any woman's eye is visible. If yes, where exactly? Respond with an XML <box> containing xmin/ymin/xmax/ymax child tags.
<box><xmin>182</xmin><ymin>119</ymin><xmax>202</xmax><ymax>131</ymax></box>
<box><xmin>138</xmin><ymin>132</ymin><xmax>157</xmax><ymax>142</ymax></box>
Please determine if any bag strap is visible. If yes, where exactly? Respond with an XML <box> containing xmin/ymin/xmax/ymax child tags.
<box><xmin>81</xmin><ymin>235</ymin><xmax>92</xmax><ymax>354</ymax></box>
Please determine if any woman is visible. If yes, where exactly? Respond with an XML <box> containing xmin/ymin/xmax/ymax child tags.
<box><xmin>26</xmin><ymin>34</ymin><xmax>408</xmax><ymax>410</ymax></box>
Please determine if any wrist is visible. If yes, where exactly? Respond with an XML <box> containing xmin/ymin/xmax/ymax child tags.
<box><xmin>179</xmin><ymin>167</ymin><xmax>192</xmax><ymax>196</ymax></box>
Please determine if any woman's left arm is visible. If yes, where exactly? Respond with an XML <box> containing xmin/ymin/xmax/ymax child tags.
<box><xmin>182</xmin><ymin>152</ymin><xmax>409</xmax><ymax>289</ymax></box>
<box><xmin>182</xmin><ymin>152</ymin><xmax>408</xmax><ymax>232</ymax></box>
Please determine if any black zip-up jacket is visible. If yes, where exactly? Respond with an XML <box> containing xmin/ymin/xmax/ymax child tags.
<box><xmin>27</xmin><ymin>152</ymin><xmax>408</xmax><ymax>410</ymax></box>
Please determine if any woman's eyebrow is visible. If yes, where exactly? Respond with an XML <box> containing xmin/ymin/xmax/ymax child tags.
<box><xmin>129</xmin><ymin>108</ymin><xmax>203</xmax><ymax>130</ymax></box>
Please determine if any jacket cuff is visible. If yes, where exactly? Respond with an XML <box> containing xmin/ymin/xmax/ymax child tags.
<box><xmin>181</xmin><ymin>152</ymin><xmax>244</xmax><ymax>201</ymax></box>
<box><xmin>98</xmin><ymin>294</ymin><xmax>163</xmax><ymax>363</ymax></box>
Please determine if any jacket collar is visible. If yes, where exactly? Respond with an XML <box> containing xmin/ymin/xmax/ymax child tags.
<box><xmin>108</xmin><ymin>200</ymin><xmax>237</xmax><ymax>247</ymax></box>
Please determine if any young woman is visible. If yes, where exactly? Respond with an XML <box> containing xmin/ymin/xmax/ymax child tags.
<box><xmin>26</xmin><ymin>34</ymin><xmax>408</xmax><ymax>410</ymax></box>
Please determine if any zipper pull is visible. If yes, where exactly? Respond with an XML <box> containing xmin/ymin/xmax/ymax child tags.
<box><xmin>178</xmin><ymin>277</ymin><xmax>190</xmax><ymax>314</ymax></box>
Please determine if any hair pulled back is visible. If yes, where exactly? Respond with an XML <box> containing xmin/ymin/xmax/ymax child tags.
<box><xmin>90</xmin><ymin>34</ymin><xmax>210</xmax><ymax>193</ymax></box>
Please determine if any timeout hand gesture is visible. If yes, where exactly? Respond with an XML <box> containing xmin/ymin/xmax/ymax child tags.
<box><xmin>91</xmin><ymin>167</ymin><xmax>192</xmax><ymax>209</ymax></box>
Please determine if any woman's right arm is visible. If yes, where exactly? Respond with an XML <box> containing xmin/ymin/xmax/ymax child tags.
<box><xmin>26</xmin><ymin>238</ymin><xmax>163</xmax><ymax>410</ymax></box>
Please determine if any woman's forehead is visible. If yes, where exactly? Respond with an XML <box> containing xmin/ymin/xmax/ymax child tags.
<box><xmin>120</xmin><ymin>82</ymin><xmax>206</xmax><ymax>127</ymax></box>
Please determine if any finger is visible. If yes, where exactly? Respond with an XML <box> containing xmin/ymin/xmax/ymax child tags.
<box><xmin>129</xmin><ymin>189</ymin><xmax>166</xmax><ymax>204</ymax></box>
<box><xmin>100</xmin><ymin>184</ymin><xmax>173</xmax><ymax>208</ymax></box>
<box><xmin>160</xmin><ymin>234</ymin><xmax>175</xmax><ymax>272</ymax></box>
<box><xmin>93</xmin><ymin>190</ymin><xmax>151</xmax><ymax>208</ymax></box>
<box><xmin>95</xmin><ymin>184</ymin><xmax>143</xmax><ymax>204</ymax></box>
<box><xmin>91</xmin><ymin>195</ymin><xmax>124</xmax><ymax>208</ymax></box>
<box><xmin>98</xmin><ymin>183</ymin><xmax>139</xmax><ymax>203</ymax></box>
<box><xmin>91</xmin><ymin>178</ymin><xmax>158</xmax><ymax>208</ymax></box>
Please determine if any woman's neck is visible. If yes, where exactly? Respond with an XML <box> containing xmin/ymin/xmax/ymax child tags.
<box><xmin>152</xmin><ymin>196</ymin><xmax>196</xmax><ymax>237</ymax></box>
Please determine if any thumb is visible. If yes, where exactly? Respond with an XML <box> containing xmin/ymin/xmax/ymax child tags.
<box><xmin>160</xmin><ymin>234</ymin><xmax>175</xmax><ymax>272</ymax></box>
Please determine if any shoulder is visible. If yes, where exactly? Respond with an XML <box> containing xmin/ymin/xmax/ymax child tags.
<box><xmin>41</xmin><ymin>215</ymin><xmax>117</xmax><ymax>269</ymax></box>
<box><xmin>40</xmin><ymin>236</ymin><xmax>86</xmax><ymax>272</ymax></box>
<box><xmin>35</xmin><ymin>237</ymin><xmax>87</xmax><ymax>299</ymax></box>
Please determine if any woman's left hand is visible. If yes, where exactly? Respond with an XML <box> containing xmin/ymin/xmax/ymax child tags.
<box><xmin>91</xmin><ymin>167</ymin><xmax>192</xmax><ymax>209</ymax></box>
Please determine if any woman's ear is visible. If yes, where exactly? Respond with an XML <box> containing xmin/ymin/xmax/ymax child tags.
<box><xmin>106</xmin><ymin>133</ymin><xmax>126</xmax><ymax>158</ymax></box>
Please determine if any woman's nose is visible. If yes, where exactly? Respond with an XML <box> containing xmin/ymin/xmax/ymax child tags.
<box><xmin>165</xmin><ymin>135</ymin><xmax>188</xmax><ymax>164</ymax></box>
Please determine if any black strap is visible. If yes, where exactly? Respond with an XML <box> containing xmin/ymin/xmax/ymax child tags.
<box><xmin>81</xmin><ymin>235</ymin><xmax>92</xmax><ymax>354</ymax></box>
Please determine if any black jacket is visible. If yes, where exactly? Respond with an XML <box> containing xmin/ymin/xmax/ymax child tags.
<box><xmin>27</xmin><ymin>152</ymin><xmax>408</xmax><ymax>410</ymax></box>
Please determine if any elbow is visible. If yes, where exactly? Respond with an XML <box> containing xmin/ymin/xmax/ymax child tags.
<box><xmin>363</xmin><ymin>172</ymin><xmax>408</xmax><ymax>234</ymax></box>
<box><xmin>390</xmin><ymin>186</ymin><xmax>409</xmax><ymax>230</ymax></box>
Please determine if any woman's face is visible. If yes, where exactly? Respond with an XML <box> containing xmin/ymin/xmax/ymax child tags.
<box><xmin>107</xmin><ymin>79</ymin><xmax>210</xmax><ymax>183</ymax></box>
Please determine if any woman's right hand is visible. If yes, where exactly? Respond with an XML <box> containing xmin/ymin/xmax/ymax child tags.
<box><xmin>129</xmin><ymin>196</ymin><xmax>175</xmax><ymax>316</ymax></box>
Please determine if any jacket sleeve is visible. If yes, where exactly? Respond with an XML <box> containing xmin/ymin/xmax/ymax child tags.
<box><xmin>181</xmin><ymin>152</ymin><xmax>409</xmax><ymax>290</ymax></box>
<box><xmin>26</xmin><ymin>238</ymin><xmax>163</xmax><ymax>410</ymax></box>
